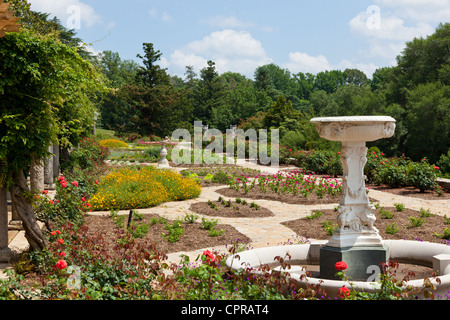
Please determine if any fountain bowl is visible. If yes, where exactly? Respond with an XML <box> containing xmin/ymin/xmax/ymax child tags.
<box><xmin>225</xmin><ymin>240</ymin><xmax>450</xmax><ymax>299</ymax></box>
<box><xmin>310</xmin><ymin>116</ymin><xmax>396</xmax><ymax>142</ymax></box>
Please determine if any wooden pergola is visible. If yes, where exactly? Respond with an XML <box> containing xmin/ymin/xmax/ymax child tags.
<box><xmin>0</xmin><ymin>0</ymin><xmax>21</xmax><ymax>38</ymax></box>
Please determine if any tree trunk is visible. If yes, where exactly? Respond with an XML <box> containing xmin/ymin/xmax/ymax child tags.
<box><xmin>9</xmin><ymin>169</ymin><xmax>46</xmax><ymax>251</ymax></box>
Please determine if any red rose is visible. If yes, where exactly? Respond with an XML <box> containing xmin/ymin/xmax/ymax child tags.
<box><xmin>56</xmin><ymin>260</ymin><xmax>68</xmax><ymax>270</ymax></box>
<box><xmin>335</xmin><ymin>261</ymin><xmax>348</xmax><ymax>271</ymax></box>
<box><xmin>72</xmin><ymin>181</ymin><xmax>78</xmax><ymax>187</ymax></box>
<box><xmin>60</xmin><ymin>252</ymin><xmax>66</xmax><ymax>257</ymax></box>
<box><xmin>338</xmin><ymin>286</ymin><xmax>350</xmax><ymax>298</ymax></box>
<box><xmin>56</xmin><ymin>230</ymin><xmax>61</xmax><ymax>235</ymax></box>
<box><xmin>203</xmin><ymin>250</ymin><xmax>216</xmax><ymax>263</ymax></box>
<box><xmin>50</xmin><ymin>231</ymin><xmax>56</xmax><ymax>236</ymax></box>
<box><xmin>81</xmin><ymin>197</ymin><xmax>85</xmax><ymax>202</ymax></box>
<box><xmin>42</xmin><ymin>190</ymin><xmax>48</xmax><ymax>194</ymax></box>
<box><xmin>58</xmin><ymin>238</ymin><xmax>64</xmax><ymax>244</ymax></box>
<box><xmin>94</xmin><ymin>180</ymin><xmax>99</xmax><ymax>185</ymax></box>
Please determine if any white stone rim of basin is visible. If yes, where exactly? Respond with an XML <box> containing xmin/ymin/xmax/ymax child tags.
<box><xmin>225</xmin><ymin>240</ymin><xmax>450</xmax><ymax>299</ymax></box>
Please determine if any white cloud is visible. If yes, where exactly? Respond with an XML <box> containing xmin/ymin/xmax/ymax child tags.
<box><xmin>283</xmin><ymin>52</ymin><xmax>379</xmax><ymax>77</ymax></box>
<box><xmin>336</xmin><ymin>60</ymin><xmax>379</xmax><ymax>78</ymax></box>
<box><xmin>374</xmin><ymin>0</ymin><xmax>450</xmax><ymax>22</ymax></box>
<box><xmin>28</xmin><ymin>0</ymin><xmax>101</xmax><ymax>28</ymax></box>
<box><xmin>284</xmin><ymin>52</ymin><xmax>332</xmax><ymax>74</ymax></box>
<box><xmin>348</xmin><ymin>2</ymin><xmax>440</xmax><ymax>64</ymax></box>
<box><xmin>349</xmin><ymin>11</ymin><xmax>434</xmax><ymax>41</ymax></box>
<box><xmin>168</xmin><ymin>29</ymin><xmax>272</xmax><ymax>78</ymax></box>
<box><xmin>201</xmin><ymin>15</ymin><xmax>253</xmax><ymax>29</ymax></box>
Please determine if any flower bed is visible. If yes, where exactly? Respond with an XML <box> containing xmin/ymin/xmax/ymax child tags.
<box><xmin>89</xmin><ymin>166</ymin><xmax>201</xmax><ymax>211</ymax></box>
<box><xmin>217</xmin><ymin>169</ymin><xmax>343</xmax><ymax>205</ymax></box>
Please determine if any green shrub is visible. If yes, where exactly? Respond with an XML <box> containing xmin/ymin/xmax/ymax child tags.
<box><xmin>380</xmin><ymin>208</ymin><xmax>394</xmax><ymax>219</ymax></box>
<box><xmin>419</xmin><ymin>208</ymin><xmax>434</xmax><ymax>217</ymax></box>
<box><xmin>143</xmin><ymin>146</ymin><xmax>162</xmax><ymax>160</ymax></box>
<box><xmin>406</xmin><ymin>160</ymin><xmax>438</xmax><ymax>192</ymax></box>
<box><xmin>436</xmin><ymin>150</ymin><xmax>450</xmax><ymax>178</ymax></box>
<box><xmin>407</xmin><ymin>216</ymin><xmax>424</xmax><ymax>228</ymax></box>
<box><xmin>62</xmin><ymin>137</ymin><xmax>109</xmax><ymax>172</ymax></box>
<box><xmin>306</xmin><ymin>210</ymin><xmax>323</xmax><ymax>220</ymax></box>
<box><xmin>434</xmin><ymin>228</ymin><xmax>450</xmax><ymax>240</ymax></box>
<box><xmin>162</xmin><ymin>219</ymin><xmax>184</xmax><ymax>243</ymax></box>
<box><xmin>374</xmin><ymin>164</ymin><xmax>407</xmax><ymax>188</ymax></box>
<box><xmin>385</xmin><ymin>223</ymin><xmax>399</xmax><ymax>235</ymax></box>
<box><xmin>211</xmin><ymin>171</ymin><xmax>232</xmax><ymax>184</ymax></box>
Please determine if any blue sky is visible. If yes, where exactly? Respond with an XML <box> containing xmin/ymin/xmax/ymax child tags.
<box><xmin>28</xmin><ymin>0</ymin><xmax>449</xmax><ymax>79</ymax></box>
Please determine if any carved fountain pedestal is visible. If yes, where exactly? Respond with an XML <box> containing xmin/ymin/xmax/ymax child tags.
<box><xmin>310</xmin><ymin>116</ymin><xmax>396</xmax><ymax>281</ymax></box>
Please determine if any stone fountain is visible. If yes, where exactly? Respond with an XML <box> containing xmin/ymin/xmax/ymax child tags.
<box><xmin>226</xmin><ymin>115</ymin><xmax>450</xmax><ymax>299</ymax></box>
<box><xmin>309</xmin><ymin>116</ymin><xmax>395</xmax><ymax>280</ymax></box>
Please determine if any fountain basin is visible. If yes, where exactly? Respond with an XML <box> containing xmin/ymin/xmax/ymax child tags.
<box><xmin>225</xmin><ymin>240</ymin><xmax>450</xmax><ymax>299</ymax></box>
<box><xmin>310</xmin><ymin>116</ymin><xmax>396</xmax><ymax>142</ymax></box>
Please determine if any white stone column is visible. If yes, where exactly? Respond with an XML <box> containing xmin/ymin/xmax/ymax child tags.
<box><xmin>0</xmin><ymin>186</ymin><xmax>12</xmax><ymax>262</ymax></box>
<box><xmin>53</xmin><ymin>144</ymin><xmax>60</xmax><ymax>180</ymax></box>
<box><xmin>30</xmin><ymin>159</ymin><xmax>45</xmax><ymax>193</ymax></box>
<box><xmin>44</xmin><ymin>145</ymin><xmax>54</xmax><ymax>189</ymax></box>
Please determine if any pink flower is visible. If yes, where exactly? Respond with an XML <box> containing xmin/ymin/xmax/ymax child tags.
<box><xmin>72</xmin><ymin>181</ymin><xmax>78</xmax><ymax>187</ymax></box>
<box><xmin>434</xmin><ymin>166</ymin><xmax>440</xmax><ymax>170</ymax></box>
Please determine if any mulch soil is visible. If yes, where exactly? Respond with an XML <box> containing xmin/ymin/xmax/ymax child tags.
<box><xmin>189</xmin><ymin>200</ymin><xmax>274</xmax><ymax>218</ymax></box>
<box><xmin>84</xmin><ymin>214</ymin><xmax>251</xmax><ymax>256</ymax></box>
